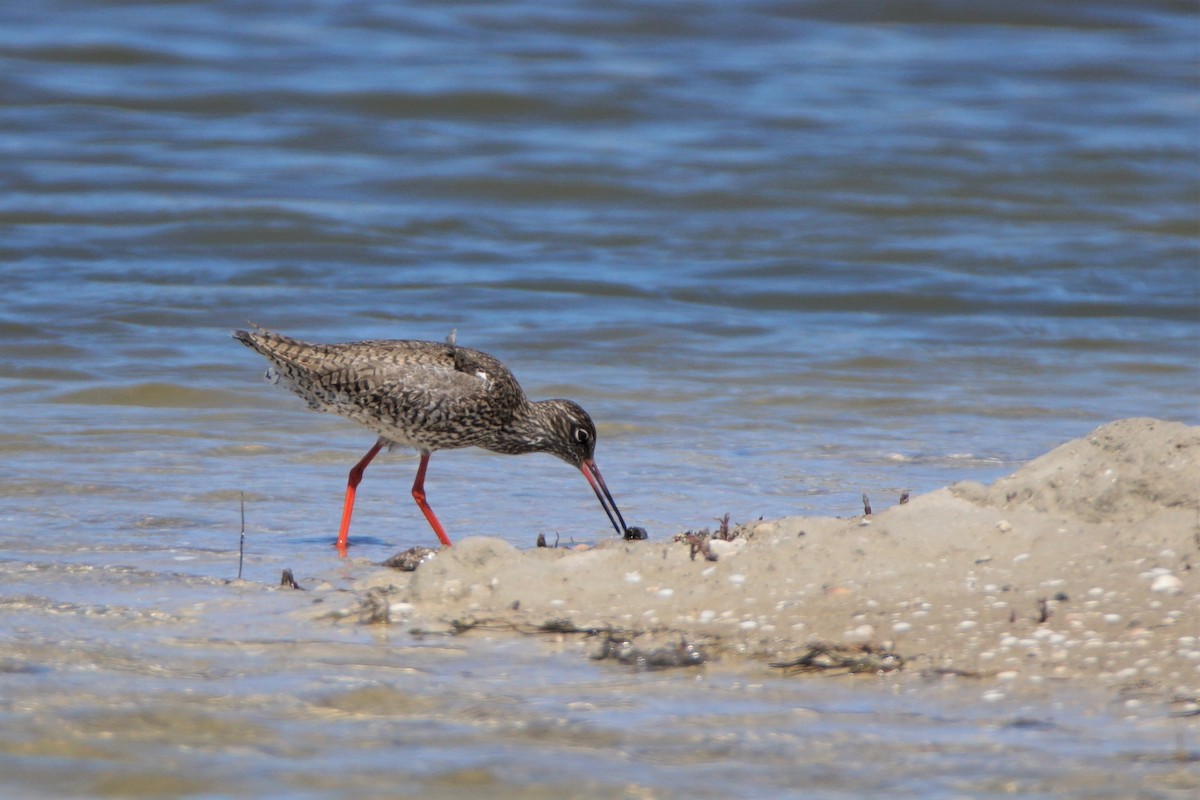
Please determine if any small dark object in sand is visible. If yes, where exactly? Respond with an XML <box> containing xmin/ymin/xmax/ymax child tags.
<box><xmin>536</xmin><ymin>533</ymin><xmax>547</xmax><ymax>548</ymax></box>
<box><xmin>539</xmin><ymin>618</ymin><xmax>603</xmax><ymax>635</ymax></box>
<box><xmin>1036</xmin><ymin>597</ymin><xmax>1051</xmax><ymax>624</ymax></box>
<box><xmin>280</xmin><ymin>569</ymin><xmax>302</xmax><ymax>590</ymax></box>
<box><xmin>624</xmin><ymin>526</ymin><xmax>648</xmax><ymax>540</ymax></box>
<box><xmin>771</xmin><ymin>642</ymin><xmax>903</xmax><ymax>675</ymax></box>
<box><xmin>714</xmin><ymin>513</ymin><xmax>732</xmax><ymax>540</ymax></box>
<box><xmin>678</xmin><ymin>531</ymin><xmax>718</xmax><ymax>562</ymax></box>
<box><xmin>594</xmin><ymin>635</ymin><xmax>707</xmax><ymax>670</ymax></box>
<box><xmin>382</xmin><ymin>546</ymin><xmax>438</xmax><ymax>571</ymax></box>
<box><xmin>899</xmin><ymin>491</ymin><xmax>910</xmax><ymax>505</ymax></box>
<box><xmin>862</xmin><ymin>494</ymin><xmax>872</xmax><ymax>516</ymax></box>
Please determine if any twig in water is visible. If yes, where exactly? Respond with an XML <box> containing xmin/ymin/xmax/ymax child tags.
<box><xmin>280</xmin><ymin>569</ymin><xmax>302</xmax><ymax>590</ymax></box>
<box><xmin>899</xmin><ymin>491</ymin><xmax>910</xmax><ymax>505</ymax></box>
<box><xmin>862</xmin><ymin>494</ymin><xmax>872</xmax><ymax>516</ymax></box>
<box><xmin>238</xmin><ymin>492</ymin><xmax>245</xmax><ymax>580</ymax></box>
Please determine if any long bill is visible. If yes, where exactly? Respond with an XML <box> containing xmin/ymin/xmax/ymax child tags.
<box><xmin>580</xmin><ymin>457</ymin><xmax>629</xmax><ymax>537</ymax></box>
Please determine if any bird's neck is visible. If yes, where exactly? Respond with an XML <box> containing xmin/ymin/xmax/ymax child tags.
<box><xmin>485</xmin><ymin>399</ymin><xmax>558</xmax><ymax>456</ymax></box>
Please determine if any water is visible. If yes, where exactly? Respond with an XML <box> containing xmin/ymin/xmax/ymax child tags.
<box><xmin>1</xmin><ymin>1</ymin><xmax>1197</xmax><ymax>796</ymax></box>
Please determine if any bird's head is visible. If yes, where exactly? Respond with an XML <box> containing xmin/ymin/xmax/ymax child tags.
<box><xmin>531</xmin><ymin>399</ymin><xmax>629</xmax><ymax>538</ymax></box>
<box><xmin>536</xmin><ymin>399</ymin><xmax>598</xmax><ymax>469</ymax></box>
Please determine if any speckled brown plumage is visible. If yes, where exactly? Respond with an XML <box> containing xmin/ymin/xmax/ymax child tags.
<box><xmin>233</xmin><ymin>327</ymin><xmax>630</xmax><ymax>551</ymax></box>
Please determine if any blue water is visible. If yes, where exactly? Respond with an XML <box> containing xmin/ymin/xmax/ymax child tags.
<box><xmin>0</xmin><ymin>1</ymin><xmax>1197</xmax><ymax>796</ymax></box>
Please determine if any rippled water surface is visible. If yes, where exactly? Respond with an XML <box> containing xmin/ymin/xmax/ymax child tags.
<box><xmin>1</xmin><ymin>1</ymin><xmax>1197</xmax><ymax>797</ymax></box>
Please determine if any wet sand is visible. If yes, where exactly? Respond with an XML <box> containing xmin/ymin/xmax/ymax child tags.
<box><xmin>3</xmin><ymin>418</ymin><xmax>1196</xmax><ymax>798</ymax></box>
<box><xmin>342</xmin><ymin>418</ymin><xmax>1199</xmax><ymax>710</ymax></box>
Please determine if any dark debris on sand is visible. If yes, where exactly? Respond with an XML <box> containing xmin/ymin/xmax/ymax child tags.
<box><xmin>593</xmin><ymin>634</ymin><xmax>708</xmax><ymax>670</ymax></box>
<box><xmin>771</xmin><ymin>642</ymin><xmax>904</xmax><ymax>676</ymax></box>
<box><xmin>381</xmin><ymin>546</ymin><xmax>438</xmax><ymax>571</ymax></box>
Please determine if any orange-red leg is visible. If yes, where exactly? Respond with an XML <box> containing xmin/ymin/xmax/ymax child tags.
<box><xmin>412</xmin><ymin>450</ymin><xmax>452</xmax><ymax>547</ymax></box>
<box><xmin>336</xmin><ymin>438</ymin><xmax>385</xmax><ymax>554</ymax></box>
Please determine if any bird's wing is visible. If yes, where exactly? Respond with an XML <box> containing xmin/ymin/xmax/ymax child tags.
<box><xmin>311</xmin><ymin>345</ymin><xmax>493</xmax><ymax>409</ymax></box>
<box><xmin>237</xmin><ymin>332</ymin><xmax>519</xmax><ymax>432</ymax></box>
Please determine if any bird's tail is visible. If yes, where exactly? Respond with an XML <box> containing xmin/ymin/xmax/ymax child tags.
<box><xmin>231</xmin><ymin>327</ymin><xmax>331</xmax><ymax>372</ymax></box>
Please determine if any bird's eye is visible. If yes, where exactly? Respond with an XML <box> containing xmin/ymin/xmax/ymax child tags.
<box><xmin>573</xmin><ymin>427</ymin><xmax>591</xmax><ymax>444</ymax></box>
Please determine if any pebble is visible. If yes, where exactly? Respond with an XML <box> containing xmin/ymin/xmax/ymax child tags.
<box><xmin>728</xmin><ymin>574</ymin><xmax>747</xmax><ymax>586</ymax></box>
<box><xmin>624</xmin><ymin>571</ymin><xmax>642</xmax><ymax>584</ymax></box>
<box><xmin>996</xmin><ymin>520</ymin><xmax>1012</xmax><ymax>532</ymax></box>
<box><xmin>1150</xmin><ymin>574</ymin><xmax>1183</xmax><ymax>595</ymax></box>
<box><xmin>709</xmin><ymin>539</ymin><xmax>744</xmax><ymax>558</ymax></box>
<box><xmin>844</xmin><ymin>624</ymin><xmax>875</xmax><ymax>643</ymax></box>
<box><xmin>892</xmin><ymin>621</ymin><xmax>913</xmax><ymax>633</ymax></box>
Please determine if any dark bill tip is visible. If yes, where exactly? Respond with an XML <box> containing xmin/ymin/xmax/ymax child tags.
<box><xmin>580</xmin><ymin>458</ymin><xmax>629</xmax><ymax>538</ymax></box>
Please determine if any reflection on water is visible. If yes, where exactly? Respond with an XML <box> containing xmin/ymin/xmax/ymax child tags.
<box><xmin>0</xmin><ymin>0</ymin><xmax>1196</xmax><ymax>796</ymax></box>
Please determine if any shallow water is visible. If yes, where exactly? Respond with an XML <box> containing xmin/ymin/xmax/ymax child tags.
<box><xmin>1</xmin><ymin>0</ymin><xmax>1197</xmax><ymax>796</ymax></box>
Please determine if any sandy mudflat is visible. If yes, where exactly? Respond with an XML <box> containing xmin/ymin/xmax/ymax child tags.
<box><xmin>338</xmin><ymin>418</ymin><xmax>1199</xmax><ymax>708</ymax></box>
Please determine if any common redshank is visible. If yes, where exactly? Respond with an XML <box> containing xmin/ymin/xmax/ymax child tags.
<box><xmin>233</xmin><ymin>327</ymin><xmax>637</xmax><ymax>552</ymax></box>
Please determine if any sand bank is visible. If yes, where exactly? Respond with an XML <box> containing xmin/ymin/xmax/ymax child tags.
<box><xmin>337</xmin><ymin>418</ymin><xmax>1198</xmax><ymax>709</ymax></box>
